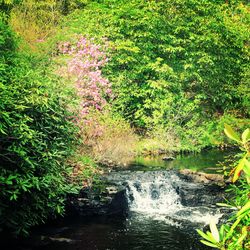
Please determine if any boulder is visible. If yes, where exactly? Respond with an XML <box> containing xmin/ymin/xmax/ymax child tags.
<box><xmin>178</xmin><ymin>169</ymin><xmax>225</xmax><ymax>185</ymax></box>
<box><xmin>162</xmin><ymin>156</ymin><xmax>175</xmax><ymax>161</ymax></box>
<box><xmin>67</xmin><ymin>185</ymin><xmax>128</xmax><ymax>217</ymax></box>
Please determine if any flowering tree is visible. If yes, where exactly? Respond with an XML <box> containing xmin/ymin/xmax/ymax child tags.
<box><xmin>57</xmin><ymin>36</ymin><xmax>111</xmax><ymax>128</ymax></box>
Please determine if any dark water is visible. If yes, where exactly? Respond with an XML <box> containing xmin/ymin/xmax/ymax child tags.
<box><xmin>131</xmin><ymin>149</ymin><xmax>232</xmax><ymax>173</ymax></box>
<box><xmin>12</xmin><ymin>214</ymin><xmax>210</xmax><ymax>250</ymax></box>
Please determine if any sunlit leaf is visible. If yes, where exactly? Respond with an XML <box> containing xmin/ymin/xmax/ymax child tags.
<box><xmin>197</xmin><ymin>229</ymin><xmax>215</xmax><ymax>243</ymax></box>
<box><xmin>243</xmin><ymin>159</ymin><xmax>250</xmax><ymax>176</ymax></box>
<box><xmin>200</xmin><ymin>240</ymin><xmax>219</xmax><ymax>248</ymax></box>
<box><xmin>237</xmin><ymin>201</ymin><xmax>250</xmax><ymax>217</ymax></box>
<box><xmin>216</xmin><ymin>203</ymin><xmax>236</xmax><ymax>209</ymax></box>
<box><xmin>232</xmin><ymin>159</ymin><xmax>245</xmax><ymax>183</ymax></box>
<box><xmin>242</xmin><ymin>128</ymin><xmax>250</xmax><ymax>144</ymax></box>
<box><xmin>207</xmin><ymin>232</ymin><xmax>219</xmax><ymax>244</ymax></box>
<box><xmin>209</xmin><ymin>219</ymin><xmax>220</xmax><ymax>243</ymax></box>
<box><xmin>224</xmin><ymin>124</ymin><xmax>241</xmax><ymax>143</ymax></box>
<box><xmin>227</xmin><ymin>216</ymin><xmax>244</xmax><ymax>239</ymax></box>
<box><xmin>235</xmin><ymin>226</ymin><xmax>247</xmax><ymax>246</ymax></box>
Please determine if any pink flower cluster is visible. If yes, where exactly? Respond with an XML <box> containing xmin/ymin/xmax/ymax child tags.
<box><xmin>58</xmin><ymin>37</ymin><xmax>112</xmax><ymax>126</ymax></box>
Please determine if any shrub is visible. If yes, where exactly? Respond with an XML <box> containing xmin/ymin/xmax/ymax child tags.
<box><xmin>0</xmin><ymin>20</ymin><xmax>78</xmax><ymax>235</ymax></box>
<box><xmin>54</xmin><ymin>35</ymin><xmax>139</xmax><ymax>165</ymax></box>
<box><xmin>85</xmin><ymin>109</ymin><xmax>138</xmax><ymax>164</ymax></box>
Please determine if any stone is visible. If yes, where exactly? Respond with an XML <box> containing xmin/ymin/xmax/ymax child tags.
<box><xmin>179</xmin><ymin>169</ymin><xmax>225</xmax><ymax>185</ymax></box>
<box><xmin>106</xmin><ymin>186</ymin><xmax>118</xmax><ymax>194</ymax></box>
<box><xmin>162</xmin><ymin>156</ymin><xmax>175</xmax><ymax>161</ymax></box>
<box><xmin>67</xmin><ymin>184</ymin><xmax>128</xmax><ymax>217</ymax></box>
<box><xmin>48</xmin><ymin>237</ymin><xmax>75</xmax><ymax>243</ymax></box>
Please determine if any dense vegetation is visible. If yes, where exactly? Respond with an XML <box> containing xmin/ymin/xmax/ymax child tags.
<box><xmin>0</xmin><ymin>17</ymin><xmax>78</xmax><ymax>235</ymax></box>
<box><xmin>0</xmin><ymin>0</ymin><xmax>249</xmax><ymax>242</ymax></box>
<box><xmin>57</xmin><ymin>0</ymin><xmax>250</xmax><ymax>150</ymax></box>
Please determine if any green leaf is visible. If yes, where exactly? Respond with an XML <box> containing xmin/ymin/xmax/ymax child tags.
<box><xmin>227</xmin><ymin>216</ymin><xmax>243</xmax><ymax>239</ymax></box>
<box><xmin>237</xmin><ymin>200</ymin><xmax>250</xmax><ymax>217</ymax></box>
<box><xmin>10</xmin><ymin>193</ymin><xmax>17</xmax><ymax>201</ymax></box>
<box><xmin>242</xmin><ymin>128</ymin><xmax>250</xmax><ymax>144</ymax></box>
<box><xmin>219</xmin><ymin>224</ymin><xmax>225</xmax><ymax>240</ymax></box>
<box><xmin>235</xmin><ymin>226</ymin><xmax>247</xmax><ymax>246</ymax></box>
<box><xmin>197</xmin><ymin>229</ymin><xmax>214</xmax><ymax>243</ymax></box>
<box><xmin>200</xmin><ymin>240</ymin><xmax>219</xmax><ymax>248</ymax></box>
<box><xmin>209</xmin><ymin>219</ymin><xmax>220</xmax><ymax>243</ymax></box>
<box><xmin>243</xmin><ymin>159</ymin><xmax>250</xmax><ymax>176</ymax></box>
<box><xmin>216</xmin><ymin>203</ymin><xmax>236</xmax><ymax>209</ymax></box>
<box><xmin>224</xmin><ymin>124</ymin><xmax>241</xmax><ymax>143</ymax></box>
<box><xmin>207</xmin><ymin>232</ymin><xmax>220</xmax><ymax>244</ymax></box>
<box><xmin>232</xmin><ymin>159</ymin><xmax>245</xmax><ymax>183</ymax></box>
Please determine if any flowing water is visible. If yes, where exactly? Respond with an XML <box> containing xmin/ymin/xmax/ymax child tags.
<box><xmin>126</xmin><ymin>171</ymin><xmax>222</xmax><ymax>225</ymax></box>
<box><xmin>5</xmin><ymin>150</ymin><xmax>229</xmax><ymax>250</ymax></box>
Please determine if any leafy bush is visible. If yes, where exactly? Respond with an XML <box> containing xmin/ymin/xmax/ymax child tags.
<box><xmin>0</xmin><ymin>20</ymin><xmax>78</xmax><ymax>235</ymax></box>
<box><xmin>197</xmin><ymin>125</ymin><xmax>250</xmax><ymax>249</ymax></box>
<box><xmin>68</xmin><ymin>154</ymin><xmax>101</xmax><ymax>188</ymax></box>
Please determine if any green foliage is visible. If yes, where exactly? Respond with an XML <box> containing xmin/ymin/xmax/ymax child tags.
<box><xmin>238</xmin><ymin>65</ymin><xmax>250</xmax><ymax>116</ymax></box>
<box><xmin>0</xmin><ymin>20</ymin><xmax>79</xmax><ymax>235</ymax></box>
<box><xmin>198</xmin><ymin>125</ymin><xmax>250</xmax><ymax>249</ymax></box>
<box><xmin>204</xmin><ymin>114</ymin><xmax>250</xmax><ymax>147</ymax></box>
<box><xmin>54</xmin><ymin>0</ymin><xmax>249</xmax><ymax>150</ymax></box>
<box><xmin>0</xmin><ymin>0</ymin><xmax>21</xmax><ymax>17</ymax></box>
<box><xmin>69</xmin><ymin>154</ymin><xmax>101</xmax><ymax>187</ymax></box>
<box><xmin>8</xmin><ymin>0</ymin><xmax>90</xmax><ymax>49</ymax></box>
<box><xmin>72</xmin><ymin>106</ymin><xmax>138</xmax><ymax>165</ymax></box>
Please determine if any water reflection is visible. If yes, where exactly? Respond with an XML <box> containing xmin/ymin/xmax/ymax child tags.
<box><xmin>131</xmin><ymin>149</ymin><xmax>233</xmax><ymax>173</ymax></box>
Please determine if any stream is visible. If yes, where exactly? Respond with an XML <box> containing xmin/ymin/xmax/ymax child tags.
<box><xmin>5</xmin><ymin>150</ymin><xmax>231</xmax><ymax>250</ymax></box>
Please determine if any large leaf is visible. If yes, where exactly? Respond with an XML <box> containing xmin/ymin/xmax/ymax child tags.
<box><xmin>219</xmin><ymin>225</ymin><xmax>225</xmax><ymax>240</ymax></box>
<box><xmin>237</xmin><ymin>201</ymin><xmax>250</xmax><ymax>217</ymax></box>
<box><xmin>200</xmin><ymin>240</ymin><xmax>219</xmax><ymax>248</ymax></box>
<box><xmin>209</xmin><ymin>219</ymin><xmax>220</xmax><ymax>243</ymax></box>
<box><xmin>243</xmin><ymin>158</ymin><xmax>250</xmax><ymax>175</ymax></box>
<box><xmin>242</xmin><ymin>128</ymin><xmax>250</xmax><ymax>144</ymax></box>
<box><xmin>232</xmin><ymin>159</ymin><xmax>245</xmax><ymax>183</ymax></box>
<box><xmin>224</xmin><ymin>124</ymin><xmax>241</xmax><ymax>143</ymax></box>
<box><xmin>207</xmin><ymin>232</ymin><xmax>220</xmax><ymax>244</ymax></box>
<box><xmin>197</xmin><ymin>229</ymin><xmax>215</xmax><ymax>243</ymax></box>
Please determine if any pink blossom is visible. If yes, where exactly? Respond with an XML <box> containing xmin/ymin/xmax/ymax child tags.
<box><xmin>58</xmin><ymin>36</ymin><xmax>112</xmax><ymax>130</ymax></box>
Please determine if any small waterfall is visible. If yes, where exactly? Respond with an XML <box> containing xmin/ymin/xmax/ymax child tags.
<box><xmin>125</xmin><ymin>172</ymin><xmax>223</xmax><ymax>226</ymax></box>
<box><xmin>126</xmin><ymin>175</ymin><xmax>183</xmax><ymax>214</ymax></box>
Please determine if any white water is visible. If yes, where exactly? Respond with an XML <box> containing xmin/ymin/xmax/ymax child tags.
<box><xmin>126</xmin><ymin>173</ymin><xmax>222</xmax><ymax>226</ymax></box>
